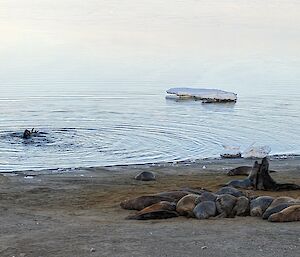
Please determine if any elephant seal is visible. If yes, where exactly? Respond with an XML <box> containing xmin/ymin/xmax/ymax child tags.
<box><xmin>225</xmin><ymin>161</ymin><xmax>261</xmax><ymax>189</ymax></box>
<box><xmin>176</xmin><ymin>194</ymin><xmax>199</xmax><ymax>217</ymax></box>
<box><xmin>216</xmin><ymin>187</ymin><xmax>245</xmax><ymax>197</ymax></box>
<box><xmin>155</xmin><ymin>191</ymin><xmax>190</xmax><ymax>202</ymax></box>
<box><xmin>121</xmin><ymin>190</ymin><xmax>190</xmax><ymax>210</ymax></box>
<box><xmin>127</xmin><ymin>201</ymin><xmax>178</xmax><ymax>220</ymax></box>
<box><xmin>227</xmin><ymin>166</ymin><xmax>276</xmax><ymax>176</ymax></box>
<box><xmin>250</xmin><ymin>196</ymin><xmax>274</xmax><ymax>217</ymax></box>
<box><xmin>120</xmin><ymin>195</ymin><xmax>174</xmax><ymax>210</ymax></box>
<box><xmin>134</xmin><ymin>171</ymin><xmax>156</xmax><ymax>181</ymax></box>
<box><xmin>227</xmin><ymin>166</ymin><xmax>253</xmax><ymax>176</ymax></box>
<box><xmin>215</xmin><ymin>194</ymin><xmax>237</xmax><ymax>218</ymax></box>
<box><xmin>268</xmin><ymin>205</ymin><xmax>300</xmax><ymax>222</ymax></box>
<box><xmin>23</xmin><ymin>128</ymin><xmax>38</xmax><ymax>139</ymax></box>
<box><xmin>193</xmin><ymin>201</ymin><xmax>217</xmax><ymax>219</ymax></box>
<box><xmin>195</xmin><ymin>192</ymin><xmax>217</xmax><ymax>205</ymax></box>
<box><xmin>262</xmin><ymin>197</ymin><xmax>297</xmax><ymax>219</ymax></box>
<box><xmin>263</xmin><ymin>203</ymin><xmax>297</xmax><ymax>220</ymax></box>
<box><xmin>232</xmin><ymin>196</ymin><xmax>250</xmax><ymax>216</ymax></box>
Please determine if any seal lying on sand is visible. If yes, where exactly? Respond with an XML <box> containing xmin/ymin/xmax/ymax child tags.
<box><xmin>232</xmin><ymin>196</ymin><xmax>250</xmax><ymax>216</ymax></box>
<box><xmin>176</xmin><ymin>194</ymin><xmax>200</xmax><ymax>217</ymax></box>
<box><xmin>216</xmin><ymin>186</ymin><xmax>245</xmax><ymax>197</ymax></box>
<box><xmin>250</xmin><ymin>196</ymin><xmax>274</xmax><ymax>217</ymax></box>
<box><xmin>127</xmin><ymin>201</ymin><xmax>178</xmax><ymax>220</ymax></box>
<box><xmin>23</xmin><ymin>128</ymin><xmax>38</xmax><ymax>139</ymax></box>
<box><xmin>120</xmin><ymin>191</ymin><xmax>189</xmax><ymax>210</ymax></box>
<box><xmin>262</xmin><ymin>197</ymin><xmax>297</xmax><ymax>219</ymax></box>
<box><xmin>268</xmin><ymin>205</ymin><xmax>300</xmax><ymax>222</ymax></box>
<box><xmin>134</xmin><ymin>171</ymin><xmax>156</xmax><ymax>181</ymax></box>
<box><xmin>193</xmin><ymin>201</ymin><xmax>216</xmax><ymax>219</ymax></box>
<box><xmin>215</xmin><ymin>194</ymin><xmax>237</xmax><ymax>218</ymax></box>
<box><xmin>227</xmin><ymin>166</ymin><xmax>276</xmax><ymax>176</ymax></box>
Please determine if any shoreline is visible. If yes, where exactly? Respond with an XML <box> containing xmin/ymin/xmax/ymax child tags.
<box><xmin>2</xmin><ymin>154</ymin><xmax>300</xmax><ymax>175</ymax></box>
<box><xmin>1</xmin><ymin>158</ymin><xmax>300</xmax><ymax>257</ymax></box>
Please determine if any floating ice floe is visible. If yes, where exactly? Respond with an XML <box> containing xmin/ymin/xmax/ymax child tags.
<box><xmin>242</xmin><ymin>145</ymin><xmax>271</xmax><ymax>159</ymax></box>
<box><xmin>166</xmin><ymin>88</ymin><xmax>237</xmax><ymax>103</ymax></box>
<box><xmin>220</xmin><ymin>144</ymin><xmax>271</xmax><ymax>159</ymax></box>
<box><xmin>220</xmin><ymin>145</ymin><xmax>242</xmax><ymax>158</ymax></box>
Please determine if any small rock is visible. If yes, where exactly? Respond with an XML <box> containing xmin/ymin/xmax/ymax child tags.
<box><xmin>201</xmin><ymin>246</ymin><xmax>208</xmax><ymax>250</ymax></box>
<box><xmin>90</xmin><ymin>248</ymin><xmax>96</xmax><ymax>253</ymax></box>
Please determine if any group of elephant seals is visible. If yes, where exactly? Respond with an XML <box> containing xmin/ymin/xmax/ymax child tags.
<box><xmin>268</xmin><ymin>205</ymin><xmax>300</xmax><ymax>222</ymax></box>
<box><xmin>224</xmin><ymin>158</ymin><xmax>299</xmax><ymax>191</ymax></box>
<box><xmin>250</xmin><ymin>196</ymin><xmax>274</xmax><ymax>217</ymax></box>
<box><xmin>262</xmin><ymin>197</ymin><xmax>299</xmax><ymax>219</ymax></box>
<box><xmin>134</xmin><ymin>171</ymin><xmax>156</xmax><ymax>181</ymax></box>
<box><xmin>121</xmin><ymin>186</ymin><xmax>300</xmax><ymax>222</ymax></box>
<box><xmin>23</xmin><ymin>128</ymin><xmax>39</xmax><ymax>139</ymax></box>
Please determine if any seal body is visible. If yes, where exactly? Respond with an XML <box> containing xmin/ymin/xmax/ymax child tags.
<box><xmin>226</xmin><ymin>178</ymin><xmax>253</xmax><ymax>189</ymax></box>
<box><xmin>227</xmin><ymin>166</ymin><xmax>252</xmax><ymax>176</ymax></box>
<box><xmin>195</xmin><ymin>192</ymin><xmax>217</xmax><ymax>204</ymax></box>
<box><xmin>232</xmin><ymin>196</ymin><xmax>250</xmax><ymax>216</ymax></box>
<box><xmin>215</xmin><ymin>194</ymin><xmax>237</xmax><ymax>218</ymax></box>
<box><xmin>127</xmin><ymin>201</ymin><xmax>178</xmax><ymax>220</ymax></box>
<box><xmin>216</xmin><ymin>187</ymin><xmax>245</xmax><ymax>197</ymax></box>
<box><xmin>193</xmin><ymin>201</ymin><xmax>216</xmax><ymax>219</ymax></box>
<box><xmin>268</xmin><ymin>205</ymin><xmax>300</xmax><ymax>222</ymax></box>
<box><xmin>262</xmin><ymin>197</ymin><xmax>297</xmax><ymax>219</ymax></box>
<box><xmin>250</xmin><ymin>196</ymin><xmax>274</xmax><ymax>217</ymax></box>
<box><xmin>134</xmin><ymin>171</ymin><xmax>156</xmax><ymax>181</ymax></box>
<box><xmin>120</xmin><ymin>195</ymin><xmax>174</xmax><ymax>210</ymax></box>
<box><xmin>176</xmin><ymin>194</ymin><xmax>199</xmax><ymax>217</ymax></box>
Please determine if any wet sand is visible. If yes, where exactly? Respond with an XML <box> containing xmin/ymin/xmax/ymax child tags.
<box><xmin>0</xmin><ymin>158</ymin><xmax>300</xmax><ymax>257</ymax></box>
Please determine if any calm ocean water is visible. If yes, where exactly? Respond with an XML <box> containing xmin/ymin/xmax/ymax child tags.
<box><xmin>0</xmin><ymin>0</ymin><xmax>300</xmax><ymax>172</ymax></box>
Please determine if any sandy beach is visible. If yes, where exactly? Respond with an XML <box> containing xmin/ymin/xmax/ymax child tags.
<box><xmin>0</xmin><ymin>157</ymin><xmax>299</xmax><ymax>257</ymax></box>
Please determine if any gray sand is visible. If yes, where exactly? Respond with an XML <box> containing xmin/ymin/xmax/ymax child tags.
<box><xmin>1</xmin><ymin>157</ymin><xmax>300</xmax><ymax>257</ymax></box>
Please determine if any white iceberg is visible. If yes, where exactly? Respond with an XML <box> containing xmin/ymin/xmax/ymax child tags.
<box><xmin>242</xmin><ymin>145</ymin><xmax>271</xmax><ymax>159</ymax></box>
<box><xmin>166</xmin><ymin>88</ymin><xmax>237</xmax><ymax>102</ymax></box>
<box><xmin>220</xmin><ymin>145</ymin><xmax>242</xmax><ymax>158</ymax></box>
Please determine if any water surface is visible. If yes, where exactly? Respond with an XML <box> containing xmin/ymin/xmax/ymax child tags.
<box><xmin>0</xmin><ymin>0</ymin><xmax>299</xmax><ymax>172</ymax></box>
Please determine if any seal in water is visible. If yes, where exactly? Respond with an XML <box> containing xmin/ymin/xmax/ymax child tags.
<box><xmin>268</xmin><ymin>205</ymin><xmax>300</xmax><ymax>222</ymax></box>
<box><xmin>23</xmin><ymin>128</ymin><xmax>38</xmax><ymax>139</ymax></box>
<box><xmin>250</xmin><ymin>196</ymin><xmax>274</xmax><ymax>217</ymax></box>
<box><xmin>134</xmin><ymin>171</ymin><xmax>156</xmax><ymax>181</ymax></box>
<box><xmin>176</xmin><ymin>194</ymin><xmax>200</xmax><ymax>217</ymax></box>
<box><xmin>127</xmin><ymin>201</ymin><xmax>178</xmax><ymax>220</ymax></box>
<box><xmin>193</xmin><ymin>201</ymin><xmax>216</xmax><ymax>219</ymax></box>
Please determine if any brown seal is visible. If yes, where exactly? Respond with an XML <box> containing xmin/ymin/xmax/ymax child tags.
<box><xmin>127</xmin><ymin>201</ymin><xmax>178</xmax><ymax>220</ymax></box>
<box><xmin>176</xmin><ymin>194</ymin><xmax>199</xmax><ymax>217</ymax></box>
<box><xmin>268</xmin><ymin>205</ymin><xmax>300</xmax><ymax>222</ymax></box>
<box><xmin>120</xmin><ymin>191</ymin><xmax>189</xmax><ymax>210</ymax></box>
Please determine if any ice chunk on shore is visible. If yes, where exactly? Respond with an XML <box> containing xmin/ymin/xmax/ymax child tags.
<box><xmin>243</xmin><ymin>145</ymin><xmax>271</xmax><ymax>158</ymax></box>
<box><xmin>220</xmin><ymin>145</ymin><xmax>242</xmax><ymax>158</ymax></box>
<box><xmin>166</xmin><ymin>88</ymin><xmax>237</xmax><ymax>102</ymax></box>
